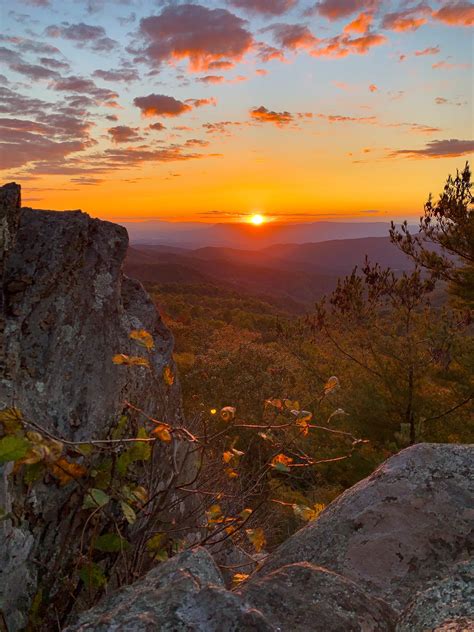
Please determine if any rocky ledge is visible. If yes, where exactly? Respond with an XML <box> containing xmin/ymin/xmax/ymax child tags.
<box><xmin>65</xmin><ymin>443</ymin><xmax>473</xmax><ymax>632</ymax></box>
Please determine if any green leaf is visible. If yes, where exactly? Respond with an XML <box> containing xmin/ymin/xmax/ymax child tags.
<box><xmin>117</xmin><ymin>428</ymin><xmax>151</xmax><ymax>475</ymax></box>
<box><xmin>120</xmin><ymin>501</ymin><xmax>136</xmax><ymax>524</ymax></box>
<box><xmin>82</xmin><ymin>488</ymin><xmax>110</xmax><ymax>510</ymax></box>
<box><xmin>79</xmin><ymin>563</ymin><xmax>107</xmax><ymax>589</ymax></box>
<box><xmin>23</xmin><ymin>462</ymin><xmax>45</xmax><ymax>485</ymax></box>
<box><xmin>0</xmin><ymin>435</ymin><xmax>31</xmax><ymax>464</ymax></box>
<box><xmin>93</xmin><ymin>533</ymin><xmax>129</xmax><ymax>553</ymax></box>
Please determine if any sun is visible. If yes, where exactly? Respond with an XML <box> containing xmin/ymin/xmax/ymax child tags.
<box><xmin>250</xmin><ymin>214</ymin><xmax>265</xmax><ymax>226</ymax></box>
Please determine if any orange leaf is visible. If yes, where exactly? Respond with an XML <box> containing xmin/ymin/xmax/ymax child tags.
<box><xmin>163</xmin><ymin>365</ymin><xmax>175</xmax><ymax>386</ymax></box>
<box><xmin>50</xmin><ymin>458</ymin><xmax>87</xmax><ymax>486</ymax></box>
<box><xmin>232</xmin><ymin>573</ymin><xmax>249</xmax><ymax>586</ymax></box>
<box><xmin>152</xmin><ymin>425</ymin><xmax>172</xmax><ymax>443</ymax></box>
<box><xmin>130</xmin><ymin>329</ymin><xmax>154</xmax><ymax>350</ymax></box>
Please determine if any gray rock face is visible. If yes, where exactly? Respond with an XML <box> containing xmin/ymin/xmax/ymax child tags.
<box><xmin>64</xmin><ymin>548</ymin><xmax>272</xmax><ymax>632</ymax></box>
<box><xmin>397</xmin><ymin>559</ymin><xmax>474</xmax><ymax>632</ymax></box>
<box><xmin>0</xmin><ymin>183</ymin><xmax>185</xmax><ymax>630</ymax></box>
<box><xmin>256</xmin><ymin>443</ymin><xmax>474</xmax><ymax>612</ymax></box>
<box><xmin>241</xmin><ymin>562</ymin><xmax>397</xmax><ymax>632</ymax></box>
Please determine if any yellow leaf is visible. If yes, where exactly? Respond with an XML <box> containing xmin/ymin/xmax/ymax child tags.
<box><xmin>232</xmin><ymin>573</ymin><xmax>249</xmax><ymax>586</ymax></box>
<box><xmin>49</xmin><ymin>458</ymin><xmax>87</xmax><ymax>486</ymax></box>
<box><xmin>152</xmin><ymin>424</ymin><xmax>172</xmax><ymax>442</ymax></box>
<box><xmin>163</xmin><ymin>365</ymin><xmax>175</xmax><ymax>386</ymax></box>
<box><xmin>210</xmin><ymin>408</ymin><xmax>217</xmax><ymax>415</ymax></box>
<box><xmin>147</xmin><ymin>533</ymin><xmax>166</xmax><ymax>551</ymax></box>
<box><xmin>206</xmin><ymin>504</ymin><xmax>223</xmax><ymax>525</ymax></box>
<box><xmin>130</xmin><ymin>329</ymin><xmax>154</xmax><ymax>350</ymax></box>
<box><xmin>246</xmin><ymin>527</ymin><xmax>266</xmax><ymax>553</ymax></box>
<box><xmin>225</xmin><ymin>467</ymin><xmax>238</xmax><ymax>479</ymax></box>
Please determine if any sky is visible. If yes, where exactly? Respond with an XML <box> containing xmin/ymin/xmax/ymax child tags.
<box><xmin>0</xmin><ymin>0</ymin><xmax>473</xmax><ymax>223</ymax></box>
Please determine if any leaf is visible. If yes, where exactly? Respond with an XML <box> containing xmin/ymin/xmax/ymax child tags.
<box><xmin>146</xmin><ymin>533</ymin><xmax>166</xmax><ymax>551</ymax></box>
<box><xmin>94</xmin><ymin>533</ymin><xmax>129</xmax><ymax>553</ymax></box>
<box><xmin>130</xmin><ymin>329</ymin><xmax>154</xmax><ymax>351</ymax></box>
<box><xmin>77</xmin><ymin>443</ymin><xmax>94</xmax><ymax>456</ymax></box>
<box><xmin>264</xmin><ymin>398</ymin><xmax>283</xmax><ymax>410</ymax></box>
<box><xmin>152</xmin><ymin>424</ymin><xmax>172</xmax><ymax>443</ymax></box>
<box><xmin>0</xmin><ymin>435</ymin><xmax>31</xmax><ymax>465</ymax></box>
<box><xmin>49</xmin><ymin>458</ymin><xmax>87</xmax><ymax>486</ymax></box>
<box><xmin>225</xmin><ymin>467</ymin><xmax>238</xmax><ymax>479</ymax></box>
<box><xmin>284</xmin><ymin>399</ymin><xmax>299</xmax><ymax>411</ymax></box>
<box><xmin>0</xmin><ymin>407</ymin><xmax>22</xmax><ymax>433</ymax></box>
<box><xmin>232</xmin><ymin>573</ymin><xmax>249</xmax><ymax>586</ymax></box>
<box><xmin>206</xmin><ymin>504</ymin><xmax>223</xmax><ymax>525</ymax></box>
<box><xmin>271</xmin><ymin>453</ymin><xmax>293</xmax><ymax>473</ymax></box>
<box><xmin>324</xmin><ymin>376</ymin><xmax>340</xmax><ymax>395</ymax></box>
<box><xmin>131</xmin><ymin>486</ymin><xmax>148</xmax><ymax>504</ymax></box>
<box><xmin>163</xmin><ymin>365</ymin><xmax>175</xmax><ymax>386</ymax></box>
<box><xmin>112</xmin><ymin>354</ymin><xmax>150</xmax><ymax>368</ymax></box>
<box><xmin>220</xmin><ymin>406</ymin><xmax>236</xmax><ymax>422</ymax></box>
<box><xmin>239</xmin><ymin>508</ymin><xmax>253</xmax><ymax>521</ymax></box>
<box><xmin>293</xmin><ymin>503</ymin><xmax>325</xmax><ymax>522</ymax></box>
<box><xmin>23</xmin><ymin>462</ymin><xmax>45</xmax><ymax>485</ymax></box>
<box><xmin>222</xmin><ymin>451</ymin><xmax>233</xmax><ymax>464</ymax></box>
<box><xmin>83</xmin><ymin>488</ymin><xmax>110</xmax><ymax>510</ymax></box>
<box><xmin>120</xmin><ymin>500</ymin><xmax>136</xmax><ymax>524</ymax></box>
<box><xmin>79</xmin><ymin>563</ymin><xmax>107</xmax><ymax>589</ymax></box>
<box><xmin>246</xmin><ymin>527</ymin><xmax>266</xmax><ymax>553</ymax></box>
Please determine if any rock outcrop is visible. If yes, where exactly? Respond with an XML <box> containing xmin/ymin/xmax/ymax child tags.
<box><xmin>0</xmin><ymin>184</ymin><xmax>185</xmax><ymax>630</ymax></box>
<box><xmin>61</xmin><ymin>443</ymin><xmax>474</xmax><ymax>631</ymax></box>
<box><xmin>256</xmin><ymin>442</ymin><xmax>474</xmax><ymax>612</ymax></box>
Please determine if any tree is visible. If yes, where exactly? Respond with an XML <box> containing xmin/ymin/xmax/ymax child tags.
<box><xmin>390</xmin><ymin>162</ymin><xmax>474</xmax><ymax>306</ymax></box>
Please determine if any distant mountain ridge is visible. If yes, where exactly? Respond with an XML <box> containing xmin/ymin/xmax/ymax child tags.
<box><xmin>125</xmin><ymin>235</ymin><xmax>414</xmax><ymax>309</ymax></box>
<box><xmin>121</xmin><ymin>220</ymin><xmax>413</xmax><ymax>249</ymax></box>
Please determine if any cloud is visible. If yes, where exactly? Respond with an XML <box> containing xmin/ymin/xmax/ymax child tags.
<box><xmin>0</xmin><ymin>117</ymin><xmax>90</xmax><ymax>169</ymax></box>
<box><xmin>435</xmin><ymin>96</ymin><xmax>466</xmax><ymax>106</ymax></box>
<box><xmin>227</xmin><ymin>0</ymin><xmax>296</xmax><ymax>15</ymax></box>
<box><xmin>149</xmin><ymin>122</ymin><xmax>166</xmax><ymax>131</ymax></box>
<box><xmin>369</xmin><ymin>83</ymin><xmax>377</xmax><ymax>92</ymax></box>
<box><xmin>70</xmin><ymin>177</ymin><xmax>105</xmax><ymax>185</ymax></box>
<box><xmin>432</xmin><ymin>2</ymin><xmax>474</xmax><ymax>26</ymax></box>
<box><xmin>318</xmin><ymin>112</ymin><xmax>377</xmax><ymax>123</ymax></box>
<box><xmin>185</xmin><ymin>97</ymin><xmax>217</xmax><ymax>107</ymax></box>
<box><xmin>414</xmin><ymin>46</ymin><xmax>440</xmax><ymax>56</ymax></box>
<box><xmin>40</xmin><ymin>57</ymin><xmax>71</xmax><ymax>70</ymax></box>
<box><xmin>381</xmin><ymin>4</ymin><xmax>431</xmax><ymax>31</ymax></box>
<box><xmin>10</xmin><ymin>62</ymin><xmax>60</xmax><ymax>81</ymax></box>
<box><xmin>197</xmin><ymin>75</ymin><xmax>225</xmax><ymax>83</ymax></box>
<box><xmin>250</xmin><ymin>105</ymin><xmax>294</xmax><ymax>126</ymax></box>
<box><xmin>312</xmin><ymin>32</ymin><xmax>386</xmax><ymax>57</ymax></box>
<box><xmin>202</xmin><ymin>120</ymin><xmax>243</xmax><ymax>135</ymax></box>
<box><xmin>391</xmin><ymin>138</ymin><xmax>474</xmax><ymax>158</ymax></box>
<box><xmin>265</xmin><ymin>23</ymin><xmax>318</xmax><ymax>50</ymax></box>
<box><xmin>50</xmin><ymin>76</ymin><xmax>119</xmax><ymax>104</ymax></box>
<box><xmin>108</xmin><ymin>125</ymin><xmax>142</xmax><ymax>143</ymax></box>
<box><xmin>207</xmin><ymin>60</ymin><xmax>235</xmax><ymax>70</ymax></box>
<box><xmin>133</xmin><ymin>94</ymin><xmax>192</xmax><ymax>117</ymax></box>
<box><xmin>184</xmin><ymin>138</ymin><xmax>210</xmax><ymax>147</ymax></box>
<box><xmin>310</xmin><ymin>0</ymin><xmax>379</xmax><ymax>20</ymax></box>
<box><xmin>343</xmin><ymin>11</ymin><xmax>373</xmax><ymax>32</ymax></box>
<box><xmin>257</xmin><ymin>43</ymin><xmax>286</xmax><ymax>62</ymax></box>
<box><xmin>137</xmin><ymin>4</ymin><xmax>253</xmax><ymax>71</ymax></box>
<box><xmin>45</xmin><ymin>22</ymin><xmax>117</xmax><ymax>52</ymax></box>
<box><xmin>432</xmin><ymin>60</ymin><xmax>469</xmax><ymax>70</ymax></box>
<box><xmin>93</xmin><ymin>67</ymin><xmax>140</xmax><ymax>82</ymax></box>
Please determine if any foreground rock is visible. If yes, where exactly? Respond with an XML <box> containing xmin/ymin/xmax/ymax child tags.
<box><xmin>256</xmin><ymin>443</ymin><xmax>474</xmax><ymax>612</ymax></box>
<box><xmin>0</xmin><ymin>184</ymin><xmax>185</xmax><ymax>630</ymax></box>
<box><xmin>58</xmin><ymin>443</ymin><xmax>473</xmax><ymax>631</ymax></box>
<box><xmin>64</xmin><ymin>548</ymin><xmax>272</xmax><ymax>632</ymax></box>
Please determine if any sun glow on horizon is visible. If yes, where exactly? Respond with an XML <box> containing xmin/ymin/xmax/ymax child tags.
<box><xmin>250</xmin><ymin>214</ymin><xmax>265</xmax><ymax>226</ymax></box>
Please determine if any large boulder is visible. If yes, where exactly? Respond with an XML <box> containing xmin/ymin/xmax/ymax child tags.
<box><xmin>64</xmin><ymin>547</ymin><xmax>272</xmax><ymax>632</ymax></box>
<box><xmin>255</xmin><ymin>443</ymin><xmax>474</xmax><ymax>611</ymax></box>
<box><xmin>0</xmin><ymin>184</ymin><xmax>186</xmax><ymax>630</ymax></box>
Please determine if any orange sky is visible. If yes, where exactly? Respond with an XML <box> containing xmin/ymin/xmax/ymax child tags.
<box><xmin>1</xmin><ymin>0</ymin><xmax>473</xmax><ymax>223</ymax></box>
